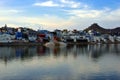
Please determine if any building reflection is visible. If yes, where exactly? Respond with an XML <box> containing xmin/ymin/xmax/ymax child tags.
<box><xmin>0</xmin><ymin>44</ymin><xmax>120</xmax><ymax>64</ymax></box>
<box><xmin>37</xmin><ymin>46</ymin><xmax>50</xmax><ymax>57</ymax></box>
<box><xmin>15</xmin><ymin>46</ymin><xmax>36</xmax><ymax>60</ymax></box>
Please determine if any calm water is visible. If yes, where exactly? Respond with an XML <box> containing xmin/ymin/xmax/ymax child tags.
<box><xmin>0</xmin><ymin>44</ymin><xmax>120</xmax><ymax>80</ymax></box>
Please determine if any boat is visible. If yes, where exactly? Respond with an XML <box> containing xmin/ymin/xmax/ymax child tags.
<box><xmin>45</xmin><ymin>41</ymin><xmax>67</xmax><ymax>47</ymax></box>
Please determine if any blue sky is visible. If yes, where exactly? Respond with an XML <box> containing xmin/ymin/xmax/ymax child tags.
<box><xmin>0</xmin><ymin>0</ymin><xmax>120</xmax><ymax>30</ymax></box>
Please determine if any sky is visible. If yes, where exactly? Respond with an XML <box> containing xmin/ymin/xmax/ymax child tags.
<box><xmin>0</xmin><ymin>0</ymin><xmax>120</xmax><ymax>31</ymax></box>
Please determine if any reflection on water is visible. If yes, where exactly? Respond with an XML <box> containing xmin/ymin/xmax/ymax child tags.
<box><xmin>0</xmin><ymin>44</ymin><xmax>120</xmax><ymax>80</ymax></box>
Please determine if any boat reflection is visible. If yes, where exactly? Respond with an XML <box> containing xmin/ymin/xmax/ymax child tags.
<box><xmin>0</xmin><ymin>44</ymin><xmax>120</xmax><ymax>64</ymax></box>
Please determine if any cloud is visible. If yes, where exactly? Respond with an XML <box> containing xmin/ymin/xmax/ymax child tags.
<box><xmin>0</xmin><ymin>14</ymin><xmax>71</xmax><ymax>30</ymax></box>
<box><xmin>60</xmin><ymin>0</ymin><xmax>89</xmax><ymax>9</ymax></box>
<box><xmin>65</xmin><ymin>7</ymin><xmax>120</xmax><ymax>21</ymax></box>
<box><xmin>60</xmin><ymin>0</ymin><xmax>80</xmax><ymax>8</ymax></box>
<box><xmin>0</xmin><ymin>9</ymin><xmax>23</xmax><ymax>16</ymax></box>
<box><xmin>33</xmin><ymin>0</ymin><xmax>88</xmax><ymax>9</ymax></box>
<box><xmin>64</xmin><ymin>8</ymin><xmax>120</xmax><ymax>29</ymax></box>
<box><xmin>66</xmin><ymin>9</ymin><xmax>105</xmax><ymax>18</ymax></box>
<box><xmin>7</xmin><ymin>9</ymin><xmax>22</xmax><ymax>13</ymax></box>
<box><xmin>33</xmin><ymin>0</ymin><xmax>59</xmax><ymax>7</ymax></box>
<box><xmin>1</xmin><ymin>7</ymin><xmax>120</xmax><ymax>30</ymax></box>
<box><xmin>0</xmin><ymin>2</ymin><xmax>120</xmax><ymax>31</ymax></box>
<box><xmin>104</xmin><ymin>9</ymin><xmax>120</xmax><ymax>21</ymax></box>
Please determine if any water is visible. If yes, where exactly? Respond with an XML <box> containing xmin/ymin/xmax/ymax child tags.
<box><xmin>0</xmin><ymin>44</ymin><xmax>120</xmax><ymax>80</ymax></box>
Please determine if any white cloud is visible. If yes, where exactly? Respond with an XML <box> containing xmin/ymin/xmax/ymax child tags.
<box><xmin>59</xmin><ymin>0</ymin><xmax>89</xmax><ymax>8</ymax></box>
<box><xmin>66</xmin><ymin>9</ymin><xmax>105</xmax><ymax>18</ymax></box>
<box><xmin>105</xmin><ymin>9</ymin><xmax>120</xmax><ymax>20</ymax></box>
<box><xmin>0</xmin><ymin>9</ymin><xmax>23</xmax><ymax>16</ymax></box>
<box><xmin>64</xmin><ymin>8</ymin><xmax>120</xmax><ymax>29</ymax></box>
<box><xmin>0</xmin><ymin>14</ymin><xmax>71</xmax><ymax>30</ymax></box>
<box><xmin>1</xmin><ymin>7</ymin><xmax>120</xmax><ymax>30</ymax></box>
<box><xmin>33</xmin><ymin>0</ymin><xmax>88</xmax><ymax>9</ymax></box>
<box><xmin>7</xmin><ymin>9</ymin><xmax>22</xmax><ymax>13</ymax></box>
<box><xmin>33</xmin><ymin>0</ymin><xmax>59</xmax><ymax>7</ymax></box>
<box><xmin>0</xmin><ymin>3</ymin><xmax>120</xmax><ymax>31</ymax></box>
<box><xmin>60</xmin><ymin>0</ymin><xmax>80</xmax><ymax>8</ymax></box>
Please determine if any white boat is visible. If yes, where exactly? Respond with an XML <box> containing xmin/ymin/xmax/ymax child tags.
<box><xmin>45</xmin><ymin>41</ymin><xmax>67</xmax><ymax>48</ymax></box>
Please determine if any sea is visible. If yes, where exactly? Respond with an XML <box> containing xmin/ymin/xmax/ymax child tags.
<box><xmin>0</xmin><ymin>44</ymin><xmax>120</xmax><ymax>80</ymax></box>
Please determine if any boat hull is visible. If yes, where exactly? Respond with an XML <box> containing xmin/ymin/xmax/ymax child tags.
<box><xmin>45</xmin><ymin>42</ymin><xmax>66</xmax><ymax>47</ymax></box>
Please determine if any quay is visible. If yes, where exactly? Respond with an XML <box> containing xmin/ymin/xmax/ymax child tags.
<box><xmin>0</xmin><ymin>42</ymin><xmax>43</xmax><ymax>46</ymax></box>
<box><xmin>0</xmin><ymin>41</ymin><xmax>120</xmax><ymax>46</ymax></box>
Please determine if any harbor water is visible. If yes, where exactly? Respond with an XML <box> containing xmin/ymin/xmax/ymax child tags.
<box><xmin>0</xmin><ymin>44</ymin><xmax>120</xmax><ymax>80</ymax></box>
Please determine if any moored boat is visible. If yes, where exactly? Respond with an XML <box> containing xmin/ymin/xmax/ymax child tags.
<box><xmin>45</xmin><ymin>41</ymin><xmax>67</xmax><ymax>47</ymax></box>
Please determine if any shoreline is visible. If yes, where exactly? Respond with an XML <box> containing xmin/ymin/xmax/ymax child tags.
<box><xmin>0</xmin><ymin>41</ymin><xmax>120</xmax><ymax>46</ymax></box>
<box><xmin>0</xmin><ymin>42</ymin><xmax>43</xmax><ymax>46</ymax></box>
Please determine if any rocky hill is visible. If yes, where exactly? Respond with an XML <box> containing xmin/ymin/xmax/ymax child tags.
<box><xmin>84</xmin><ymin>23</ymin><xmax>120</xmax><ymax>34</ymax></box>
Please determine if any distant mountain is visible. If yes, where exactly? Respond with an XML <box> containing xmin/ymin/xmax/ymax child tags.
<box><xmin>111</xmin><ymin>27</ymin><xmax>120</xmax><ymax>33</ymax></box>
<box><xmin>84</xmin><ymin>23</ymin><xmax>120</xmax><ymax>34</ymax></box>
